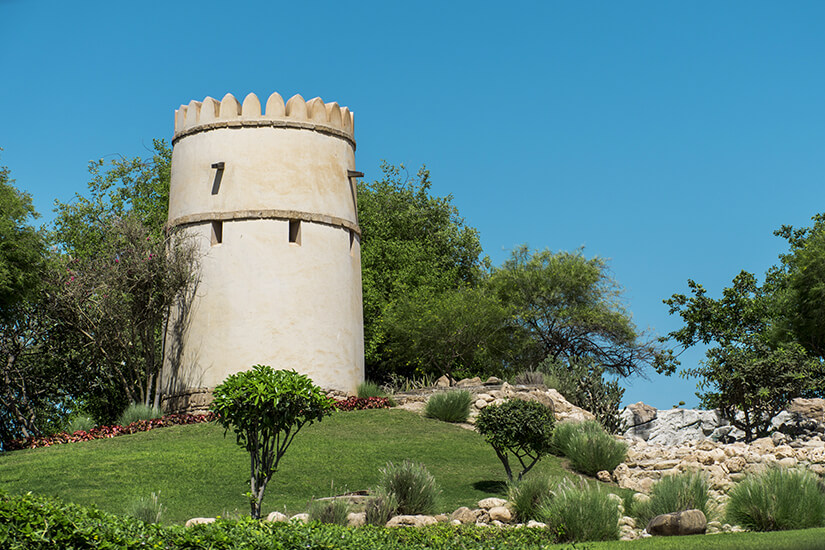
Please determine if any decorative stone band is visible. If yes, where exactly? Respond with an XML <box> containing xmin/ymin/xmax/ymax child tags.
<box><xmin>168</xmin><ymin>208</ymin><xmax>361</xmax><ymax>236</ymax></box>
<box><xmin>172</xmin><ymin>118</ymin><xmax>356</xmax><ymax>149</ymax></box>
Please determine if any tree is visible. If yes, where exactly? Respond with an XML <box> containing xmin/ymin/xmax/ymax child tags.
<box><xmin>210</xmin><ymin>366</ymin><xmax>334</xmax><ymax>519</ymax></box>
<box><xmin>358</xmin><ymin>163</ymin><xmax>487</xmax><ymax>379</ymax></box>
<box><xmin>491</xmin><ymin>246</ymin><xmax>674</xmax><ymax>377</ymax></box>
<box><xmin>49</xmin><ymin>214</ymin><xmax>198</xmax><ymax>417</ymax></box>
<box><xmin>665</xmin><ymin>271</ymin><xmax>824</xmax><ymax>442</ymax></box>
<box><xmin>382</xmin><ymin>286</ymin><xmax>509</xmax><ymax>382</ymax></box>
<box><xmin>475</xmin><ymin>398</ymin><xmax>555</xmax><ymax>482</ymax></box>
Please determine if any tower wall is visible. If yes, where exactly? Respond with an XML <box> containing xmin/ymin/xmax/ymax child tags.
<box><xmin>162</xmin><ymin>92</ymin><xmax>364</xmax><ymax>412</ymax></box>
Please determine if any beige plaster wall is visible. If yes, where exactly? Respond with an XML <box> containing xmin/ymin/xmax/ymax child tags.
<box><xmin>163</xmin><ymin>98</ymin><xmax>364</xmax><ymax>400</ymax></box>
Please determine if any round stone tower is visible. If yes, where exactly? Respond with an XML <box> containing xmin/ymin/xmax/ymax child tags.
<box><xmin>162</xmin><ymin>92</ymin><xmax>364</xmax><ymax>413</ymax></box>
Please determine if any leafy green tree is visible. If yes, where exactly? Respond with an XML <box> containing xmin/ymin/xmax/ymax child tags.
<box><xmin>53</xmin><ymin>139</ymin><xmax>171</xmax><ymax>257</ymax></box>
<box><xmin>475</xmin><ymin>399</ymin><xmax>555</xmax><ymax>482</ymax></box>
<box><xmin>382</xmin><ymin>286</ymin><xmax>509</xmax><ymax>381</ymax></box>
<box><xmin>211</xmin><ymin>366</ymin><xmax>334</xmax><ymax>519</ymax></box>
<box><xmin>491</xmin><ymin>245</ymin><xmax>674</xmax><ymax>377</ymax></box>
<box><xmin>0</xmin><ymin>157</ymin><xmax>46</xmax><ymax>316</ymax></box>
<box><xmin>665</xmin><ymin>271</ymin><xmax>824</xmax><ymax>441</ymax></box>
<box><xmin>358</xmin><ymin>163</ymin><xmax>487</xmax><ymax>379</ymax></box>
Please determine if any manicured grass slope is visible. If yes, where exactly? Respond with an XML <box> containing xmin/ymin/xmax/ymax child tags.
<box><xmin>0</xmin><ymin>409</ymin><xmax>583</xmax><ymax>524</ymax></box>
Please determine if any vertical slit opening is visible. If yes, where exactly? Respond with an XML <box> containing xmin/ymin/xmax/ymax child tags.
<box><xmin>349</xmin><ymin>230</ymin><xmax>356</xmax><ymax>256</ymax></box>
<box><xmin>211</xmin><ymin>221</ymin><xmax>223</xmax><ymax>246</ymax></box>
<box><xmin>289</xmin><ymin>219</ymin><xmax>301</xmax><ymax>245</ymax></box>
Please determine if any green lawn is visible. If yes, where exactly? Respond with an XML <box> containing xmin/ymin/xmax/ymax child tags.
<box><xmin>0</xmin><ymin>409</ymin><xmax>588</xmax><ymax>523</ymax></box>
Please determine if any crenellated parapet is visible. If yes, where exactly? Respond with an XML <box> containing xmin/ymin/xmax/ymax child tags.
<box><xmin>173</xmin><ymin>92</ymin><xmax>355</xmax><ymax>147</ymax></box>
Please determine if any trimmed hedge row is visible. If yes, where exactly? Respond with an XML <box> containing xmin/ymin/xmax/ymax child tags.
<box><xmin>8</xmin><ymin>398</ymin><xmax>390</xmax><ymax>452</ymax></box>
<box><xmin>0</xmin><ymin>492</ymin><xmax>556</xmax><ymax>550</ymax></box>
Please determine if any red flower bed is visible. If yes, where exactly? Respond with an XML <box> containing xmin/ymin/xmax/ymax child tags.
<box><xmin>6</xmin><ymin>397</ymin><xmax>388</xmax><ymax>452</ymax></box>
<box><xmin>332</xmin><ymin>396</ymin><xmax>391</xmax><ymax>411</ymax></box>
<box><xmin>7</xmin><ymin>412</ymin><xmax>218</xmax><ymax>451</ymax></box>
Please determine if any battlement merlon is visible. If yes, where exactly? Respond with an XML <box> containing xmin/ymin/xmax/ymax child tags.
<box><xmin>173</xmin><ymin>93</ymin><xmax>355</xmax><ymax>148</ymax></box>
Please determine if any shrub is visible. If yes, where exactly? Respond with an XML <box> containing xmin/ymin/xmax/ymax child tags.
<box><xmin>375</xmin><ymin>459</ymin><xmax>440</xmax><ymax>515</ymax></box>
<box><xmin>308</xmin><ymin>498</ymin><xmax>350</xmax><ymax>525</ymax></box>
<box><xmin>211</xmin><ymin>366</ymin><xmax>334</xmax><ymax>519</ymax></box>
<box><xmin>365</xmin><ymin>487</ymin><xmax>398</xmax><ymax>526</ymax></box>
<box><xmin>333</xmin><ymin>396</ymin><xmax>392</xmax><ymax>411</ymax></box>
<box><xmin>556</xmin><ymin>420</ymin><xmax>627</xmax><ymax>476</ymax></box>
<box><xmin>425</xmin><ymin>390</ymin><xmax>472</xmax><ymax>423</ymax></box>
<box><xmin>117</xmin><ymin>403</ymin><xmax>163</xmax><ymax>426</ymax></box>
<box><xmin>508</xmin><ymin>475</ymin><xmax>553</xmax><ymax>521</ymax></box>
<box><xmin>539</xmin><ymin>357</ymin><xmax>625</xmax><ymax>434</ymax></box>
<box><xmin>726</xmin><ymin>467</ymin><xmax>825</xmax><ymax>531</ymax></box>
<box><xmin>632</xmin><ymin>472</ymin><xmax>710</xmax><ymax>526</ymax></box>
<box><xmin>475</xmin><ymin>399</ymin><xmax>555</xmax><ymax>482</ymax></box>
<box><xmin>66</xmin><ymin>414</ymin><xmax>96</xmax><ymax>434</ymax></box>
<box><xmin>539</xmin><ymin>480</ymin><xmax>620</xmax><ymax>542</ymax></box>
<box><xmin>551</xmin><ymin>420</ymin><xmax>601</xmax><ymax>456</ymax></box>
<box><xmin>357</xmin><ymin>380</ymin><xmax>387</xmax><ymax>398</ymax></box>
<box><xmin>125</xmin><ymin>491</ymin><xmax>164</xmax><ymax>524</ymax></box>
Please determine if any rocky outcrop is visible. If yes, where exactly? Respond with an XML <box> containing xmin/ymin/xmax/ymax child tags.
<box><xmin>646</xmin><ymin>509</ymin><xmax>707</xmax><ymax>536</ymax></box>
<box><xmin>622</xmin><ymin>405</ymin><xmax>745</xmax><ymax>445</ymax></box>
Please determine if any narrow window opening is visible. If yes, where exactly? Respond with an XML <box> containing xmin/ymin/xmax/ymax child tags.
<box><xmin>349</xmin><ymin>230</ymin><xmax>356</xmax><ymax>256</ymax></box>
<box><xmin>211</xmin><ymin>221</ymin><xmax>223</xmax><ymax>245</ymax></box>
<box><xmin>289</xmin><ymin>219</ymin><xmax>301</xmax><ymax>245</ymax></box>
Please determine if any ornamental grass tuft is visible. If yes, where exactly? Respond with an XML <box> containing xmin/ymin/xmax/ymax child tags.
<box><xmin>66</xmin><ymin>414</ymin><xmax>96</xmax><ymax>434</ymax></box>
<box><xmin>125</xmin><ymin>491</ymin><xmax>164</xmax><ymax>524</ymax></box>
<box><xmin>365</xmin><ymin>487</ymin><xmax>398</xmax><ymax>526</ymax></box>
<box><xmin>375</xmin><ymin>459</ymin><xmax>440</xmax><ymax>515</ymax></box>
<box><xmin>553</xmin><ymin>420</ymin><xmax>627</xmax><ymax>476</ymax></box>
<box><xmin>633</xmin><ymin>472</ymin><xmax>710</xmax><ymax>526</ymax></box>
<box><xmin>117</xmin><ymin>403</ymin><xmax>163</xmax><ymax>426</ymax></box>
<box><xmin>726</xmin><ymin>467</ymin><xmax>825</xmax><ymax>531</ymax></box>
<box><xmin>308</xmin><ymin>498</ymin><xmax>350</xmax><ymax>525</ymax></box>
<box><xmin>539</xmin><ymin>480</ymin><xmax>620</xmax><ymax>542</ymax></box>
<box><xmin>424</xmin><ymin>390</ymin><xmax>472</xmax><ymax>423</ymax></box>
<box><xmin>508</xmin><ymin>475</ymin><xmax>553</xmax><ymax>521</ymax></box>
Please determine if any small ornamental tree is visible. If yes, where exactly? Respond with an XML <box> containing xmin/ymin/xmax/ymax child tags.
<box><xmin>211</xmin><ymin>366</ymin><xmax>334</xmax><ymax>519</ymax></box>
<box><xmin>475</xmin><ymin>399</ymin><xmax>555</xmax><ymax>482</ymax></box>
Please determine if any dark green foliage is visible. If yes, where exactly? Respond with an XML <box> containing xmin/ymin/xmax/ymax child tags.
<box><xmin>308</xmin><ymin>498</ymin><xmax>350</xmax><ymax>525</ymax></box>
<box><xmin>726</xmin><ymin>468</ymin><xmax>825</xmax><ymax>531</ymax></box>
<box><xmin>666</xmin><ymin>271</ymin><xmax>824</xmax><ymax>442</ymax></box>
<box><xmin>383</xmin><ymin>286</ymin><xmax>508</xmax><ymax>382</ymax></box>
<box><xmin>475</xmin><ymin>399</ymin><xmax>555</xmax><ymax>481</ymax></box>
<box><xmin>540</xmin><ymin>357</ymin><xmax>625</xmax><ymax>433</ymax></box>
<box><xmin>374</xmin><ymin>459</ymin><xmax>440</xmax><ymax>515</ymax></box>
<box><xmin>358</xmin><ymin>163</ymin><xmax>486</xmax><ymax>380</ymax></box>
<box><xmin>538</xmin><ymin>480</ymin><xmax>621</xmax><ymax>542</ymax></box>
<box><xmin>211</xmin><ymin>367</ymin><xmax>334</xmax><ymax>519</ymax></box>
<box><xmin>364</xmin><ymin>487</ymin><xmax>398</xmax><ymax>526</ymax></box>
<box><xmin>507</xmin><ymin>475</ymin><xmax>553</xmax><ymax>522</ymax></box>
<box><xmin>490</xmin><ymin>245</ymin><xmax>675</xmax><ymax>378</ymax></box>
<box><xmin>425</xmin><ymin>390</ymin><xmax>472</xmax><ymax>423</ymax></box>
<box><xmin>117</xmin><ymin>403</ymin><xmax>162</xmax><ymax>426</ymax></box>
<box><xmin>633</xmin><ymin>472</ymin><xmax>710</xmax><ymax>526</ymax></box>
<box><xmin>553</xmin><ymin>420</ymin><xmax>627</xmax><ymax>476</ymax></box>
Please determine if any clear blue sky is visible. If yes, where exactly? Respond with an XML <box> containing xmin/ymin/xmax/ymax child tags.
<box><xmin>2</xmin><ymin>1</ymin><xmax>823</xmax><ymax>409</ymax></box>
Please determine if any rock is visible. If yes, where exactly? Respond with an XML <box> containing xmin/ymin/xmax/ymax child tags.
<box><xmin>290</xmin><ymin>513</ymin><xmax>309</xmax><ymax>523</ymax></box>
<box><xmin>434</xmin><ymin>514</ymin><xmax>449</xmax><ymax>522</ymax></box>
<box><xmin>597</xmin><ymin>470</ymin><xmax>613</xmax><ymax>483</ymax></box>
<box><xmin>474</xmin><ymin>399</ymin><xmax>487</xmax><ymax>409</ymax></box>
<box><xmin>347</xmin><ymin>512</ymin><xmax>366</xmax><ymax>527</ymax></box>
<box><xmin>772</xmin><ymin>431</ymin><xmax>790</xmax><ymax>446</ymax></box>
<box><xmin>620</xmin><ymin>516</ymin><xmax>636</xmax><ymax>528</ymax></box>
<box><xmin>543</xmin><ymin>389</ymin><xmax>594</xmax><ymax>421</ymax></box>
<box><xmin>484</xmin><ymin>376</ymin><xmax>503</xmax><ymax>385</ymax></box>
<box><xmin>488</xmin><ymin>506</ymin><xmax>512</xmax><ymax>522</ymax></box>
<box><xmin>456</xmin><ymin>377</ymin><xmax>483</xmax><ymax>388</ymax></box>
<box><xmin>623</xmin><ymin>402</ymin><xmax>658</xmax><ymax>440</ymax></box>
<box><xmin>265</xmin><ymin>511</ymin><xmax>289</xmax><ymax>523</ymax></box>
<box><xmin>724</xmin><ymin>456</ymin><xmax>746</xmax><ymax>473</ymax></box>
<box><xmin>185</xmin><ymin>517</ymin><xmax>215</xmax><ymax>527</ymax></box>
<box><xmin>789</xmin><ymin>398</ymin><xmax>825</xmax><ymax>423</ymax></box>
<box><xmin>450</xmin><ymin>507</ymin><xmax>481</xmax><ymax>524</ymax></box>
<box><xmin>646</xmin><ymin>509</ymin><xmax>707</xmax><ymax>536</ymax></box>
<box><xmin>435</xmin><ymin>375</ymin><xmax>451</xmax><ymax>387</ymax></box>
<box><xmin>526</xmin><ymin>520</ymin><xmax>547</xmax><ymax>528</ymax></box>
<box><xmin>386</xmin><ymin>515</ymin><xmax>438</xmax><ymax>527</ymax></box>
<box><xmin>632</xmin><ymin>493</ymin><xmax>651</xmax><ymax>506</ymax></box>
<box><xmin>750</xmin><ymin>437</ymin><xmax>775</xmax><ymax>453</ymax></box>
<box><xmin>477</xmin><ymin>497</ymin><xmax>508</xmax><ymax>510</ymax></box>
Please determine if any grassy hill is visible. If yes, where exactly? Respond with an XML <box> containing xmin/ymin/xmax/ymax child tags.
<box><xmin>0</xmin><ymin>409</ymin><xmax>588</xmax><ymax>524</ymax></box>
